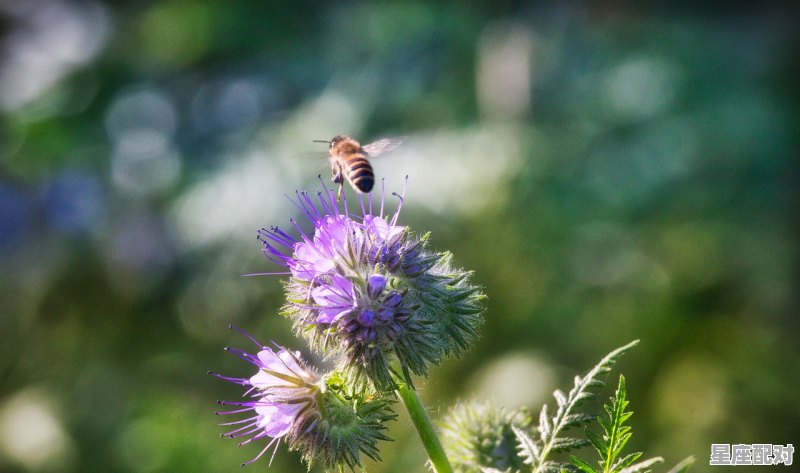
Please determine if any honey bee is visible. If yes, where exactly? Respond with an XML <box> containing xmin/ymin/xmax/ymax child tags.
<box><xmin>314</xmin><ymin>135</ymin><xmax>403</xmax><ymax>200</ymax></box>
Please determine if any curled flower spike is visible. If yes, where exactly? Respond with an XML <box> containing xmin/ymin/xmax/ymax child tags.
<box><xmin>257</xmin><ymin>179</ymin><xmax>486</xmax><ymax>391</ymax></box>
<box><xmin>211</xmin><ymin>326</ymin><xmax>396</xmax><ymax>469</ymax></box>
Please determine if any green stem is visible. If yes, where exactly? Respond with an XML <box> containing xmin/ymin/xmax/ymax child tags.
<box><xmin>395</xmin><ymin>378</ymin><xmax>453</xmax><ymax>473</ymax></box>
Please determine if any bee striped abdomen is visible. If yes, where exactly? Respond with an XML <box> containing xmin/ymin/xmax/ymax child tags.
<box><xmin>346</xmin><ymin>154</ymin><xmax>375</xmax><ymax>193</ymax></box>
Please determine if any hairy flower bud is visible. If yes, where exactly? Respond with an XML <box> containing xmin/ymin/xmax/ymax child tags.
<box><xmin>439</xmin><ymin>400</ymin><xmax>532</xmax><ymax>472</ymax></box>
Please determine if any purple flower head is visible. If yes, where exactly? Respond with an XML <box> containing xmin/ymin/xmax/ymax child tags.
<box><xmin>211</xmin><ymin>328</ymin><xmax>321</xmax><ymax>466</ymax></box>
<box><xmin>256</xmin><ymin>179</ymin><xmax>486</xmax><ymax>391</ymax></box>
<box><xmin>211</xmin><ymin>326</ymin><xmax>395</xmax><ymax>469</ymax></box>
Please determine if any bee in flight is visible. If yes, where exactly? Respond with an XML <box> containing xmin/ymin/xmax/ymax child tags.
<box><xmin>314</xmin><ymin>135</ymin><xmax>403</xmax><ymax>200</ymax></box>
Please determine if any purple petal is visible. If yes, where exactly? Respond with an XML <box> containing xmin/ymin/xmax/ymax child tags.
<box><xmin>316</xmin><ymin>216</ymin><xmax>348</xmax><ymax>248</ymax></box>
<box><xmin>317</xmin><ymin>308</ymin><xmax>353</xmax><ymax>324</ymax></box>
<box><xmin>249</xmin><ymin>348</ymin><xmax>305</xmax><ymax>388</ymax></box>
<box><xmin>311</xmin><ymin>275</ymin><xmax>355</xmax><ymax>322</ymax></box>
<box><xmin>291</xmin><ymin>242</ymin><xmax>335</xmax><ymax>279</ymax></box>
<box><xmin>254</xmin><ymin>403</ymin><xmax>302</xmax><ymax>437</ymax></box>
<box><xmin>362</xmin><ymin>215</ymin><xmax>404</xmax><ymax>242</ymax></box>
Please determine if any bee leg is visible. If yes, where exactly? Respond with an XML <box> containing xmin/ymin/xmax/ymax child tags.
<box><xmin>332</xmin><ymin>163</ymin><xmax>344</xmax><ymax>201</ymax></box>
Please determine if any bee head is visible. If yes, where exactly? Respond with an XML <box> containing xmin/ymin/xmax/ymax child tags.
<box><xmin>329</xmin><ymin>135</ymin><xmax>351</xmax><ymax>149</ymax></box>
<box><xmin>314</xmin><ymin>135</ymin><xmax>353</xmax><ymax>151</ymax></box>
<box><xmin>326</xmin><ymin>135</ymin><xmax>362</xmax><ymax>155</ymax></box>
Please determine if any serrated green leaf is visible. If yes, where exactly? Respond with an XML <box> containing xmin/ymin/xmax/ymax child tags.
<box><xmin>617</xmin><ymin>375</ymin><xmax>626</xmax><ymax>396</ymax></box>
<box><xmin>585</xmin><ymin>379</ymin><xmax>605</xmax><ymax>389</ymax></box>
<box><xmin>618</xmin><ymin>456</ymin><xmax>663</xmax><ymax>473</ymax></box>
<box><xmin>585</xmin><ymin>428</ymin><xmax>606</xmax><ymax>453</ymax></box>
<box><xmin>513</xmin><ymin>424</ymin><xmax>540</xmax><ymax>464</ymax></box>
<box><xmin>539</xmin><ymin>404</ymin><xmax>551</xmax><ymax>438</ymax></box>
<box><xmin>554</xmin><ymin>389</ymin><xmax>567</xmax><ymax>407</ymax></box>
<box><xmin>552</xmin><ymin>437</ymin><xmax>590</xmax><ymax>452</ymax></box>
<box><xmin>563</xmin><ymin>413</ymin><xmax>595</xmax><ymax>427</ymax></box>
<box><xmin>540</xmin><ymin>460</ymin><xmax>566</xmax><ymax>473</ymax></box>
<box><xmin>571</xmin><ymin>455</ymin><xmax>599</xmax><ymax>473</ymax></box>
<box><xmin>574</xmin><ymin>392</ymin><xmax>596</xmax><ymax>403</ymax></box>
<box><xmin>616</xmin><ymin>451</ymin><xmax>643</xmax><ymax>469</ymax></box>
<box><xmin>614</xmin><ymin>432</ymin><xmax>632</xmax><ymax>455</ymax></box>
<box><xmin>597</xmin><ymin>416</ymin><xmax>612</xmax><ymax>433</ymax></box>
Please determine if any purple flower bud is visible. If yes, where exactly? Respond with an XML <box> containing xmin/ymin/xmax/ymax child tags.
<box><xmin>377</xmin><ymin>307</ymin><xmax>393</xmax><ymax>322</ymax></box>
<box><xmin>358</xmin><ymin>309</ymin><xmax>376</xmax><ymax>326</ymax></box>
<box><xmin>367</xmin><ymin>274</ymin><xmax>386</xmax><ymax>299</ymax></box>
<box><xmin>387</xmin><ymin>254</ymin><xmax>401</xmax><ymax>272</ymax></box>
<box><xmin>383</xmin><ymin>291</ymin><xmax>403</xmax><ymax>308</ymax></box>
<box><xmin>359</xmin><ymin>327</ymin><xmax>376</xmax><ymax>343</ymax></box>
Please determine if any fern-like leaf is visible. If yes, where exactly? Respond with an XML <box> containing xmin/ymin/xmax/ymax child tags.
<box><xmin>563</xmin><ymin>413</ymin><xmax>595</xmax><ymax>427</ymax></box>
<box><xmin>539</xmin><ymin>460</ymin><xmax>566</xmax><ymax>473</ymax></box>
<box><xmin>571</xmin><ymin>374</ymin><xmax>664</xmax><ymax>473</ymax></box>
<box><xmin>539</xmin><ymin>405</ymin><xmax>552</xmax><ymax>440</ymax></box>
<box><xmin>614</xmin><ymin>452</ymin><xmax>643</xmax><ymax>470</ymax></box>
<box><xmin>514</xmin><ymin>424</ymin><xmax>540</xmax><ymax>465</ymax></box>
<box><xmin>524</xmin><ymin>340</ymin><xmax>639</xmax><ymax>473</ymax></box>
<box><xmin>585</xmin><ymin>428</ymin><xmax>607</xmax><ymax>454</ymax></box>
<box><xmin>551</xmin><ymin>437</ymin><xmax>590</xmax><ymax>452</ymax></box>
<box><xmin>570</xmin><ymin>456</ymin><xmax>598</xmax><ymax>473</ymax></box>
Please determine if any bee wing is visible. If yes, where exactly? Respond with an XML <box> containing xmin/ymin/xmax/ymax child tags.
<box><xmin>362</xmin><ymin>137</ymin><xmax>404</xmax><ymax>157</ymax></box>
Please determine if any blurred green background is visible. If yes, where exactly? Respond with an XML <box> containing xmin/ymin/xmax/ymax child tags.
<box><xmin>1</xmin><ymin>1</ymin><xmax>798</xmax><ymax>472</ymax></box>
